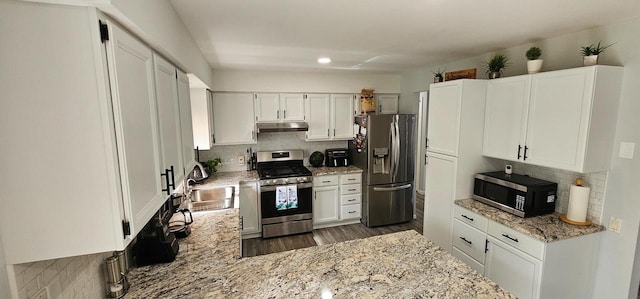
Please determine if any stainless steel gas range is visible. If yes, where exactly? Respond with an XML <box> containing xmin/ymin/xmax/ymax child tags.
<box><xmin>256</xmin><ymin>150</ymin><xmax>313</xmax><ymax>238</ymax></box>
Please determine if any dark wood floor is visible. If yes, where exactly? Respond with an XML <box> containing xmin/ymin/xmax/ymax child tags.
<box><xmin>243</xmin><ymin>192</ymin><xmax>424</xmax><ymax>257</ymax></box>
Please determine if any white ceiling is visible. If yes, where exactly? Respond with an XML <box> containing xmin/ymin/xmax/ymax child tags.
<box><xmin>169</xmin><ymin>0</ymin><xmax>640</xmax><ymax>73</ymax></box>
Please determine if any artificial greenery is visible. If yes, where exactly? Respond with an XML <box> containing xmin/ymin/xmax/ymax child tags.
<box><xmin>205</xmin><ymin>158</ymin><xmax>222</xmax><ymax>174</ymax></box>
<box><xmin>432</xmin><ymin>68</ymin><xmax>446</xmax><ymax>77</ymax></box>
<box><xmin>525</xmin><ymin>47</ymin><xmax>542</xmax><ymax>60</ymax></box>
<box><xmin>581</xmin><ymin>41</ymin><xmax>615</xmax><ymax>56</ymax></box>
<box><xmin>484</xmin><ymin>53</ymin><xmax>509</xmax><ymax>74</ymax></box>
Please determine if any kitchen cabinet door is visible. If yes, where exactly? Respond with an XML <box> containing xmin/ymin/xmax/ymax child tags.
<box><xmin>313</xmin><ymin>186</ymin><xmax>340</xmax><ymax>224</ymax></box>
<box><xmin>485</xmin><ymin>236</ymin><xmax>542</xmax><ymax>299</ymax></box>
<box><xmin>240</xmin><ymin>182</ymin><xmax>260</xmax><ymax>235</ymax></box>
<box><xmin>211</xmin><ymin>93</ymin><xmax>256</xmax><ymax>145</ymax></box>
<box><xmin>280</xmin><ymin>93</ymin><xmax>305</xmax><ymax>121</ymax></box>
<box><xmin>177</xmin><ymin>70</ymin><xmax>196</xmax><ymax>174</ymax></box>
<box><xmin>154</xmin><ymin>53</ymin><xmax>184</xmax><ymax>191</ymax></box>
<box><xmin>377</xmin><ymin>94</ymin><xmax>399</xmax><ymax>114</ymax></box>
<box><xmin>255</xmin><ymin>93</ymin><xmax>280</xmax><ymax>122</ymax></box>
<box><xmin>525</xmin><ymin>68</ymin><xmax>592</xmax><ymax>171</ymax></box>
<box><xmin>190</xmin><ymin>88</ymin><xmax>213</xmax><ymax>150</ymax></box>
<box><xmin>423</xmin><ymin>153</ymin><xmax>457</xmax><ymax>252</ymax></box>
<box><xmin>483</xmin><ymin>76</ymin><xmax>530</xmax><ymax>161</ymax></box>
<box><xmin>427</xmin><ymin>82</ymin><xmax>462</xmax><ymax>157</ymax></box>
<box><xmin>331</xmin><ymin>94</ymin><xmax>355</xmax><ymax>139</ymax></box>
<box><xmin>107</xmin><ymin>20</ymin><xmax>166</xmax><ymax>238</ymax></box>
<box><xmin>305</xmin><ymin>94</ymin><xmax>331</xmax><ymax>140</ymax></box>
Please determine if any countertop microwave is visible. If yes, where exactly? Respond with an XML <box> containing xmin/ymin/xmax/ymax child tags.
<box><xmin>472</xmin><ymin>171</ymin><xmax>557</xmax><ymax>218</ymax></box>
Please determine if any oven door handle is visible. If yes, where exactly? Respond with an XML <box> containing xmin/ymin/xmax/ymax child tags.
<box><xmin>373</xmin><ymin>184</ymin><xmax>412</xmax><ymax>192</ymax></box>
<box><xmin>260</xmin><ymin>182</ymin><xmax>313</xmax><ymax>192</ymax></box>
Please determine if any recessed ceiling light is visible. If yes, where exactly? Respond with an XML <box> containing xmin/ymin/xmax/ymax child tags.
<box><xmin>318</xmin><ymin>57</ymin><xmax>332</xmax><ymax>64</ymax></box>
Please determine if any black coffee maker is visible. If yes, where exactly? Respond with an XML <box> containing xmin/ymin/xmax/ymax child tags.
<box><xmin>134</xmin><ymin>199</ymin><xmax>179</xmax><ymax>266</ymax></box>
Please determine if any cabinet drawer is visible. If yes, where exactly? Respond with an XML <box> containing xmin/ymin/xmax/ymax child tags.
<box><xmin>488</xmin><ymin>221</ymin><xmax>544</xmax><ymax>260</ymax></box>
<box><xmin>340</xmin><ymin>173</ymin><xmax>362</xmax><ymax>184</ymax></box>
<box><xmin>341</xmin><ymin>183</ymin><xmax>361</xmax><ymax>195</ymax></box>
<box><xmin>340</xmin><ymin>194</ymin><xmax>361</xmax><ymax>205</ymax></box>
<box><xmin>340</xmin><ymin>204</ymin><xmax>361</xmax><ymax>220</ymax></box>
<box><xmin>454</xmin><ymin>205</ymin><xmax>488</xmax><ymax>232</ymax></box>
<box><xmin>452</xmin><ymin>247</ymin><xmax>484</xmax><ymax>274</ymax></box>
<box><xmin>453</xmin><ymin>220</ymin><xmax>487</xmax><ymax>263</ymax></box>
<box><xmin>314</xmin><ymin>175</ymin><xmax>339</xmax><ymax>187</ymax></box>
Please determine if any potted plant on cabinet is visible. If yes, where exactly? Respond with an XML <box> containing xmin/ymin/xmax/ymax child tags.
<box><xmin>581</xmin><ymin>41</ymin><xmax>614</xmax><ymax>66</ymax></box>
<box><xmin>484</xmin><ymin>53</ymin><xmax>509</xmax><ymax>79</ymax></box>
<box><xmin>432</xmin><ymin>68</ymin><xmax>445</xmax><ymax>83</ymax></box>
<box><xmin>526</xmin><ymin>46</ymin><xmax>543</xmax><ymax>74</ymax></box>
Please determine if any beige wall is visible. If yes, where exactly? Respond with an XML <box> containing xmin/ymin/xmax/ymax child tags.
<box><xmin>211</xmin><ymin>69</ymin><xmax>401</xmax><ymax>93</ymax></box>
<box><xmin>400</xmin><ymin>16</ymin><xmax>640</xmax><ymax>298</ymax></box>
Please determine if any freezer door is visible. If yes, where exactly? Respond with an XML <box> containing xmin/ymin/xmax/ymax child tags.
<box><xmin>365</xmin><ymin>182</ymin><xmax>414</xmax><ymax>227</ymax></box>
<box><xmin>367</xmin><ymin>114</ymin><xmax>415</xmax><ymax>185</ymax></box>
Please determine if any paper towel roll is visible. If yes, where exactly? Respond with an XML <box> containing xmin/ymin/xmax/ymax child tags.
<box><xmin>567</xmin><ymin>184</ymin><xmax>591</xmax><ymax>222</ymax></box>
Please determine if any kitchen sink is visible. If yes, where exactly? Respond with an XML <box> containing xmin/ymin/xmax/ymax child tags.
<box><xmin>190</xmin><ymin>186</ymin><xmax>235</xmax><ymax>211</ymax></box>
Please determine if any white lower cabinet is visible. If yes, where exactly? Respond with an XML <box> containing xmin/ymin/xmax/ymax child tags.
<box><xmin>313</xmin><ymin>173</ymin><xmax>362</xmax><ymax>228</ymax></box>
<box><xmin>485</xmin><ymin>235</ymin><xmax>542</xmax><ymax>299</ymax></box>
<box><xmin>452</xmin><ymin>205</ymin><xmax>601</xmax><ymax>299</ymax></box>
<box><xmin>239</xmin><ymin>182</ymin><xmax>261</xmax><ymax>236</ymax></box>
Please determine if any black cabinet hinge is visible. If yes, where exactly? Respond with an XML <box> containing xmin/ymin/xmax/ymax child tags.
<box><xmin>99</xmin><ymin>20</ymin><xmax>109</xmax><ymax>43</ymax></box>
<box><xmin>122</xmin><ymin>220</ymin><xmax>131</xmax><ymax>237</ymax></box>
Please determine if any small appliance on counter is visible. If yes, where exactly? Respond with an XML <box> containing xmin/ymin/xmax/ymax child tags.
<box><xmin>473</xmin><ymin>171</ymin><xmax>557</xmax><ymax>217</ymax></box>
<box><xmin>188</xmin><ymin>162</ymin><xmax>209</xmax><ymax>182</ymax></box>
<box><xmin>325</xmin><ymin>148</ymin><xmax>350</xmax><ymax>167</ymax></box>
<box><xmin>134</xmin><ymin>199</ymin><xmax>179</xmax><ymax>266</ymax></box>
<box><xmin>104</xmin><ymin>251</ymin><xmax>130</xmax><ymax>298</ymax></box>
<box><xmin>168</xmin><ymin>209</ymin><xmax>193</xmax><ymax>238</ymax></box>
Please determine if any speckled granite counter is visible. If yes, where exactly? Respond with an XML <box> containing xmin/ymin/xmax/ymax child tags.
<box><xmin>126</xmin><ymin>210</ymin><xmax>514</xmax><ymax>298</ymax></box>
<box><xmin>195</xmin><ymin>170</ymin><xmax>259</xmax><ymax>188</ymax></box>
<box><xmin>455</xmin><ymin>198</ymin><xmax>605</xmax><ymax>242</ymax></box>
<box><xmin>309</xmin><ymin>165</ymin><xmax>363</xmax><ymax>176</ymax></box>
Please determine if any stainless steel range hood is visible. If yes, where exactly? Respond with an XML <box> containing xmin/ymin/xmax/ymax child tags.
<box><xmin>256</xmin><ymin>122</ymin><xmax>309</xmax><ymax>133</ymax></box>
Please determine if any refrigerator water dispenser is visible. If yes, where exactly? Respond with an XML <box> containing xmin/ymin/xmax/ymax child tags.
<box><xmin>373</xmin><ymin>147</ymin><xmax>389</xmax><ymax>174</ymax></box>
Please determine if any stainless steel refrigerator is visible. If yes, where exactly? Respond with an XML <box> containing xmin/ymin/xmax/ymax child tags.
<box><xmin>349</xmin><ymin>114</ymin><xmax>416</xmax><ymax>227</ymax></box>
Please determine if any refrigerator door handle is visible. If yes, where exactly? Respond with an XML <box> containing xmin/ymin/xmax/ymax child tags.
<box><xmin>394</xmin><ymin>117</ymin><xmax>400</xmax><ymax>179</ymax></box>
<box><xmin>389</xmin><ymin>120</ymin><xmax>396</xmax><ymax>177</ymax></box>
<box><xmin>373</xmin><ymin>183</ymin><xmax>412</xmax><ymax>192</ymax></box>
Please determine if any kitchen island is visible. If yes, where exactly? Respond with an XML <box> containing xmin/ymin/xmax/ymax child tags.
<box><xmin>126</xmin><ymin>209</ymin><xmax>513</xmax><ymax>298</ymax></box>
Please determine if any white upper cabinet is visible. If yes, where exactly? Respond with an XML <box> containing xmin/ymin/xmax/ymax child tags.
<box><xmin>190</xmin><ymin>88</ymin><xmax>213</xmax><ymax>150</ymax></box>
<box><xmin>305</xmin><ymin>94</ymin><xmax>332</xmax><ymax>140</ymax></box>
<box><xmin>153</xmin><ymin>53</ymin><xmax>184</xmax><ymax>190</ymax></box>
<box><xmin>377</xmin><ymin>94</ymin><xmax>399</xmax><ymax>114</ymax></box>
<box><xmin>0</xmin><ymin>2</ymin><xmax>170</xmax><ymax>263</ymax></box>
<box><xmin>483</xmin><ymin>75</ymin><xmax>531</xmax><ymax>161</ymax></box>
<box><xmin>331</xmin><ymin>94</ymin><xmax>355</xmax><ymax>139</ymax></box>
<box><xmin>483</xmin><ymin>66</ymin><xmax>623</xmax><ymax>172</ymax></box>
<box><xmin>211</xmin><ymin>93</ymin><xmax>257</xmax><ymax>145</ymax></box>
<box><xmin>254</xmin><ymin>93</ymin><xmax>280</xmax><ymax>122</ymax></box>
<box><xmin>255</xmin><ymin>93</ymin><xmax>305</xmax><ymax>122</ymax></box>
<box><xmin>305</xmin><ymin>94</ymin><xmax>355</xmax><ymax>141</ymax></box>
<box><xmin>177</xmin><ymin>70</ymin><xmax>196</xmax><ymax>174</ymax></box>
<box><xmin>280</xmin><ymin>93</ymin><xmax>305</xmax><ymax>121</ymax></box>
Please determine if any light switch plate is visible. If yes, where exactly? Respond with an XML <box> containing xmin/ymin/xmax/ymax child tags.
<box><xmin>609</xmin><ymin>217</ymin><xmax>622</xmax><ymax>233</ymax></box>
<box><xmin>619</xmin><ymin>142</ymin><xmax>635</xmax><ymax>159</ymax></box>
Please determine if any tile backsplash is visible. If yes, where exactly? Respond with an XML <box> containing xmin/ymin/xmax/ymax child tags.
<box><xmin>502</xmin><ymin>161</ymin><xmax>607</xmax><ymax>225</ymax></box>
<box><xmin>198</xmin><ymin>132</ymin><xmax>348</xmax><ymax>172</ymax></box>
<box><xmin>8</xmin><ymin>252</ymin><xmax>109</xmax><ymax>299</ymax></box>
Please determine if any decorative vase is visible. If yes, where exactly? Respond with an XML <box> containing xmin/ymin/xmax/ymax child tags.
<box><xmin>433</xmin><ymin>75</ymin><xmax>444</xmax><ymax>83</ymax></box>
<box><xmin>527</xmin><ymin>59</ymin><xmax>544</xmax><ymax>74</ymax></box>
<box><xmin>488</xmin><ymin>72</ymin><xmax>501</xmax><ymax>79</ymax></box>
<box><xmin>583</xmin><ymin>55</ymin><xmax>598</xmax><ymax>66</ymax></box>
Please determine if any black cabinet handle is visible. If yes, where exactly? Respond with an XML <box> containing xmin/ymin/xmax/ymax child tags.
<box><xmin>523</xmin><ymin>146</ymin><xmax>529</xmax><ymax>161</ymax></box>
<box><xmin>169</xmin><ymin>165</ymin><xmax>175</xmax><ymax>190</ymax></box>
<box><xmin>502</xmin><ymin>233</ymin><xmax>519</xmax><ymax>243</ymax></box>
<box><xmin>161</xmin><ymin>169</ymin><xmax>170</xmax><ymax>195</ymax></box>
<box><xmin>348</xmin><ymin>211</ymin><xmax>356</xmax><ymax>214</ymax></box>
<box><xmin>461</xmin><ymin>214</ymin><xmax>474</xmax><ymax>222</ymax></box>
<box><xmin>517</xmin><ymin>145</ymin><xmax>522</xmax><ymax>160</ymax></box>
<box><xmin>459</xmin><ymin>236</ymin><xmax>472</xmax><ymax>245</ymax></box>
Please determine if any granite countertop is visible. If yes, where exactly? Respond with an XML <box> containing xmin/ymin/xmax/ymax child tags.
<box><xmin>455</xmin><ymin>198</ymin><xmax>606</xmax><ymax>242</ymax></box>
<box><xmin>126</xmin><ymin>210</ymin><xmax>514</xmax><ymax>298</ymax></box>
<box><xmin>194</xmin><ymin>170</ymin><xmax>259</xmax><ymax>188</ymax></box>
<box><xmin>309</xmin><ymin>165</ymin><xmax>363</xmax><ymax>176</ymax></box>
